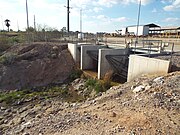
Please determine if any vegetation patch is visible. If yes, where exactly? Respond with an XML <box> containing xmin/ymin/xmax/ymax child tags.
<box><xmin>0</xmin><ymin>85</ymin><xmax>85</xmax><ymax>105</ymax></box>
<box><xmin>0</xmin><ymin>53</ymin><xmax>17</xmax><ymax>65</ymax></box>
<box><xmin>85</xmin><ymin>79</ymin><xmax>106</xmax><ymax>94</ymax></box>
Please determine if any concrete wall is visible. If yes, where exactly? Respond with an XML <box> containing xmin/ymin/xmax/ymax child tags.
<box><xmin>81</xmin><ymin>45</ymin><xmax>105</xmax><ymax>70</ymax></box>
<box><xmin>98</xmin><ymin>48</ymin><xmax>129</xmax><ymax>79</ymax></box>
<box><xmin>127</xmin><ymin>55</ymin><xmax>170</xmax><ymax>82</ymax></box>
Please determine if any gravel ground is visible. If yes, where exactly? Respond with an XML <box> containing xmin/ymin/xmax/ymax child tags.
<box><xmin>0</xmin><ymin>71</ymin><xmax>179</xmax><ymax>135</ymax></box>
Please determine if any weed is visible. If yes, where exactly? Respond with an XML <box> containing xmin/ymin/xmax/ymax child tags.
<box><xmin>85</xmin><ymin>79</ymin><xmax>105</xmax><ymax>94</ymax></box>
<box><xmin>85</xmin><ymin>78</ymin><xmax>97</xmax><ymax>87</ymax></box>
<box><xmin>0</xmin><ymin>53</ymin><xmax>17</xmax><ymax>65</ymax></box>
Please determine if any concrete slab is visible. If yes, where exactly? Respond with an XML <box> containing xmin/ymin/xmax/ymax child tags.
<box><xmin>127</xmin><ymin>55</ymin><xmax>170</xmax><ymax>82</ymax></box>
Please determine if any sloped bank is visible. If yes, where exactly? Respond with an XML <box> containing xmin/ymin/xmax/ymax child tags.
<box><xmin>0</xmin><ymin>42</ymin><xmax>75</xmax><ymax>90</ymax></box>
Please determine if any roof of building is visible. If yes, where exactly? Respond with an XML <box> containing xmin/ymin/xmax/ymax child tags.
<box><xmin>145</xmin><ymin>23</ymin><xmax>160</xmax><ymax>28</ymax></box>
<box><xmin>127</xmin><ymin>23</ymin><xmax>160</xmax><ymax>28</ymax></box>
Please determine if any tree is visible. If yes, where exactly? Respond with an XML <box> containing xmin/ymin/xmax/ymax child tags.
<box><xmin>4</xmin><ymin>19</ymin><xmax>10</xmax><ymax>32</ymax></box>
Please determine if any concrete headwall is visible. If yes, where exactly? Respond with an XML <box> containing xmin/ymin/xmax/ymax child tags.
<box><xmin>68</xmin><ymin>43</ymin><xmax>77</xmax><ymax>61</ymax></box>
<box><xmin>98</xmin><ymin>48</ymin><xmax>129</xmax><ymax>79</ymax></box>
<box><xmin>127</xmin><ymin>55</ymin><xmax>170</xmax><ymax>82</ymax></box>
<box><xmin>81</xmin><ymin>45</ymin><xmax>105</xmax><ymax>70</ymax></box>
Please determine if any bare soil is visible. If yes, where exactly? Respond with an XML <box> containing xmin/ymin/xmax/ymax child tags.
<box><xmin>0</xmin><ymin>72</ymin><xmax>179</xmax><ymax>135</ymax></box>
<box><xmin>0</xmin><ymin>42</ymin><xmax>75</xmax><ymax>90</ymax></box>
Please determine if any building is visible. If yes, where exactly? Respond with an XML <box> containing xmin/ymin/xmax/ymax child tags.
<box><xmin>120</xmin><ymin>23</ymin><xmax>160</xmax><ymax>36</ymax></box>
<box><xmin>127</xmin><ymin>25</ymin><xmax>149</xmax><ymax>36</ymax></box>
<box><xmin>149</xmin><ymin>26</ymin><xmax>180</xmax><ymax>38</ymax></box>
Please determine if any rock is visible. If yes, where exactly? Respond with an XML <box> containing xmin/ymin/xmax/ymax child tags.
<box><xmin>145</xmin><ymin>85</ymin><xmax>151</xmax><ymax>91</ymax></box>
<box><xmin>110</xmin><ymin>112</ymin><xmax>117</xmax><ymax>117</ymax></box>
<box><xmin>1</xmin><ymin>106</ymin><xmax>6</xmax><ymax>110</ymax></box>
<box><xmin>22</xmin><ymin>121</ymin><xmax>32</xmax><ymax>129</ymax></box>
<box><xmin>22</xmin><ymin>132</ymin><xmax>30</xmax><ymax>135</ymax></box>
<box><xmin>52</xmin><ymin>46</ymin><xmax>58</xmax><ymax>51</ymax></box>
<box><xmin>153</xmin><ymin>76</ymin><xmax>164</xmax><ymax>84</ymax></box>
<box><xmin>133</xmin><ymin>85</ymin><xmax>145</xmax><ymax>93</ymax></box>
<box><xmin>51</xmin><ymin>53</ymin><xmax>57</xmax><ymax>58</ymax></box>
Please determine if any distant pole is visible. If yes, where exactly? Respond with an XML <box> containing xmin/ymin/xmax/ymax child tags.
<box><xmin>1</xmin><ymin>16</ymin><xmax>4</xmax><ymax>31</ymax></box>
<box><xmin>80</xmin><ymin>9</ymin><xmax>82</xmax><ymax>38</ymax></box>
<box><xmin>34</xmin><ymin>15</ymin><xmax>36</xmax><ymax>31</ymax></box>
<box><xmin>26</xmin><ymin>0</ymin><xmax>30</xmax><ymax>44</ymax></box>
<box><xmin>67</xmin><ymin>0</ymin><xmax>70</xmax><ymax>33</ymax></box>
<box><xmin>135</xmin><ymin>0</ymin><xmax>141</xmax><ymax>50</ymax></box>
<box><xmin>26</xmin><ymin>0</ymin><xmax>29</xmax><ymax>29</ymax></box>
<box><xmin>17</xmin><ymin>20</ymin><xmax>19</xmax><ymax>31</ymax></box>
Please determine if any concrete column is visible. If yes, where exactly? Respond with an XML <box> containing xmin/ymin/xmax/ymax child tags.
<box><xmin>68</xmin><ymin>43</ymin><xmax>82</xmax><ymax>67</ymax></box>
<box><xmin>98</xmin><ymin>48</ymin><xmax>129</xmax><ymax>79</ymax></box>
<box><xmin>68</xmin><ymin>43</ymin><xmax>77</xmax><ymax>61</ymax></box>
<box><xmin>127</xmin><ymin>55</ymin><xmax>170</xmax><ymax>82</ymax></box>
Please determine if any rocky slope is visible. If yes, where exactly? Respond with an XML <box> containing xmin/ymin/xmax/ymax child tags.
<box><xmin>0</xmin><ymin>71</ymin><xmax>179</xmax><ymax>135</ymax></box>
<box><xmin>0</xmin><ymin>42</ymin><xmax>75</xmax><ymax>90</ymax></box>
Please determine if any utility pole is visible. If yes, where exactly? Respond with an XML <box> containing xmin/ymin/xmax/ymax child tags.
<box><xmin>1</xmin><ymin>16</ymin><xmax>4</xmax><ymax>31</ymax></box>
<box><xmin>26</xmin><ymin>0</ymin><xmax>30</xmax><ymax>44</ymax></box>
<box><xmin>67</xmin><ymin>0</ymin><xmax>70</xmax><ymax>33</ymax></box>
<box><xmin>80</xmin><ymin>9</ymin><xmax>82</xmax><ymax>39</ymax></box>
<box><xmin>26</xmin><ymin>0</ymin><xmax>29</xmax><ymax>30</ymax></box>
<box><xmin>34</xmin><ymin>15</ymin><xmax>36</xmax><ymax>31</ymax></box>
<box><xmin>17</xmin><ymin>20</ymin><xmax>19</xmax><ymax>32</ymax></box>
<box><xmin>135</xmin><ymin>0</ymin><xmax>141</xmax><ymax>51</ymax></box>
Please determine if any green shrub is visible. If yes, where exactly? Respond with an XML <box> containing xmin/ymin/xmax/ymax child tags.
<box><xmin>85</xmin><ymin>79</ymin><xmax>105</xmax><ymax>94</ymax></box>
<box><xmin>94</xmin><ymin>82</ymin><xmax>104</xmax><ymax>93</ymax></box>
<box><xmin>85</xmin><ymin>78</ymin><xmax>97</xmax><ymax>87</ymax></box>
<box><xmin>0</xmin><ymin>53</ymin><xmax>17</xmax><ymax>65</ymax></box>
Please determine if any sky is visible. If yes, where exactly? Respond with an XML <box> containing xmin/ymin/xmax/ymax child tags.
<box><xmin>0</xmin><ymin>0</ymin><xmax>180</xmax><ymax>33</ymax></box>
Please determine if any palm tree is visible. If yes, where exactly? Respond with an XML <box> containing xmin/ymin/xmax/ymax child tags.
<box><xmin>5</xmin><ymin>19</ymin><xmax>10</xmax><ymax>32</ymax></box>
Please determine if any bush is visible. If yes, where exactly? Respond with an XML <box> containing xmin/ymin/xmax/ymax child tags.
<box><xmin>0</xmin><ymin>53</ymin><xmax>17</xmax><ymax>65</ymax></box>
<box><xmin>85</xmin><ymin>79</ymin><xmax>105</xmax><ymax>94</ymax></box>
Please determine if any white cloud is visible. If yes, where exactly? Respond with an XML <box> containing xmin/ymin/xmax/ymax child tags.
<box><xmin>96</xmin><ymin>14</ymin><xmax>128</xmax><ymax>23</ymax></box>
<box><xmin>164</xmin><ymin>17</ymin><xmax>180</xmax><ymax>22</ymax></box>
<box><xmin>111</xmin><ymin>17</ymin><xmax>129</xmax><ymax>22</ymax></box>
<box><xmin>71</xmin><ymin>0</ymin><xmax>153</xmax><ymax>8</ymax></box>
<box><xmin>163</xmin><ymin>0</ymin><xmax>180</xmax><ymax>11</ymax></box>
<box><xmin>93</xmin><ymin>7</ymin><xmax>103</xmax><ymax>13</ymax></box>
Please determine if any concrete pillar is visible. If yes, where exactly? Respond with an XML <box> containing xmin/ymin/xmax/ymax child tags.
<box><xmin>98</xmin><ymin>48</ymin><xmax>129</xmax><ymax>79</ymax></box>
<box><xmin>127</xmin><ymin>55</ymin><xmax>170</xmax><ymax>82</ymax></box>
<box><xmin>68</xmin><ymin>43</ymin><xmax>82</xmax><ymax>67</ymax></box>
<box><xmin>68</xmin><ymin>43</ymin><xmax>78</xmax><ymax>65</ymax></box>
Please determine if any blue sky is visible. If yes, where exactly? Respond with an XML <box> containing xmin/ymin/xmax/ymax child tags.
<box><xmin>0</xmin><ymin>0</ymin><xmax>180</xmax><ymax>33</ymax></box>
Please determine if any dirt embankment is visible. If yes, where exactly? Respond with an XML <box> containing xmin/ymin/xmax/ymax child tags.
<box><xmin>0</xmin><ymin>42</ymin><xmax>75</xmax><ymax>90</ymax></box>
<box><xmin>0</xmin><ymin>72</ymin><xmax>179</xmax><ymax>135</ymax></box>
